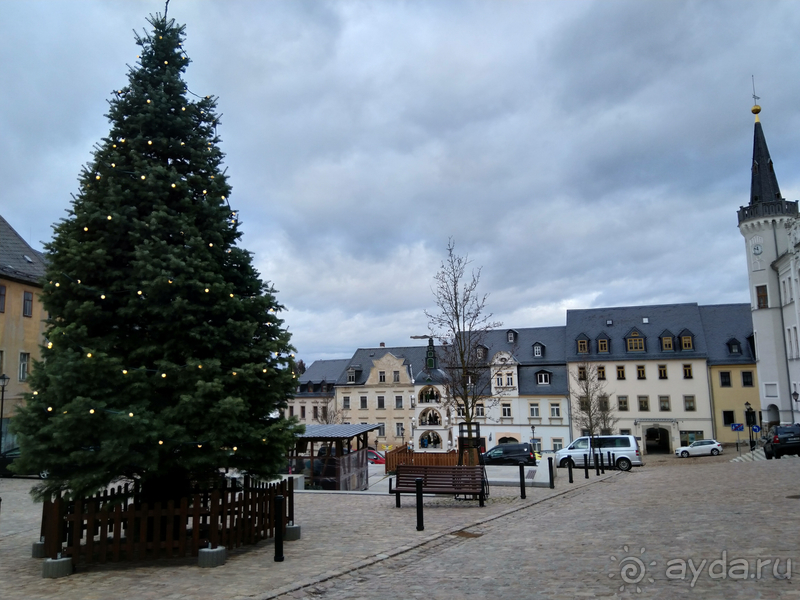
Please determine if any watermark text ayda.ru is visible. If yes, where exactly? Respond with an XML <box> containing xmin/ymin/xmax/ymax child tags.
<box><xmin>666</xmin><ymin>551</ymin><xmax>791</xmax><ymax>587</ymax></box>
<box><xmin>610</xmin><ymin>546</ymin><xmax>792</xmax><ymax>592</ymax></box>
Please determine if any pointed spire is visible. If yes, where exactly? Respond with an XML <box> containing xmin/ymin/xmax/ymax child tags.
<box><xmin>749</xmin><ymin>104</ymin><xmax>782</xmax><ymax>206</ymax></box>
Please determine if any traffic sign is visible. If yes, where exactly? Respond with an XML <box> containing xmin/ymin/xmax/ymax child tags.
<box><xmin>731</xmin><ymin>423</ymin><xmax>744</xmax><ymax>431</ymax></box>
<box><xmin>752</xmin><ymin>425</ymin><xmax>761</xmax><ymax>433</ymax></box>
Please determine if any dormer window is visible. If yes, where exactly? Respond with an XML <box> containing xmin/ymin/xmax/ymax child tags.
<box><xmin>598</xmin><ymin>338</ymin><xmax>608</xmax><ymax>353</ymax></box>
<box><xmin>577</xmin><ymin>339</ymin><xmax>588</xmax><ymax>354</ymax></box>
<box><xmin>533</xmin><ymin>343</ymin><xmax>543</xmax><ymax>358</ymax></box>
<box><xmin>662</xmin><ymin>336</ymin><xmax>673</xmax><ymax>351</ymax></box>
<box><xmin>727</xmin><ymin>339</ymin><xmax>742</xmax><ymax>354</ymax></box>
<box><xmin>681</xmin><ymin>336</ymin><xmax>693</xmax><ymax>350</ymax></box>
<box><xmin>476</xmin><ymin>347</ymin><xmax>485</xmax><ymax>360</ymax></box>
<box><xmin>536</xmin><ymin>371</ymin><xmax>551</xmax><ymax>385</ymax></box>
<box><xmin>626</xmin><ymin>330</ymin><xmax>645</xmax><ymax>352</ymax></box>
<box><xmin>507</xmin><ymin>331</ymin><xmax>515</xmax><ymax>343</ymax></box>
<box><xmin>347</xmin><ymin>369</ymin><xmax>356</xmax><ymax>383</ymax></box>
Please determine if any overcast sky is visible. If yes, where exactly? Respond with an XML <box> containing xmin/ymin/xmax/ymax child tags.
<box><xmin>3</xmin><ymin>1</ymin><xmax>800</xmax><ymax>364</ymax></box>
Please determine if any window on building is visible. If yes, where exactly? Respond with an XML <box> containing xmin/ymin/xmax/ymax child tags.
<box><xmin>476</xmin><ymin>347</ymin><xmax>484</xmax><ymax>360</ymax></box>
<box><xmin>300</xmin><ymin>405</ymin><xmax>306</xmax><ymax>420</ymax></box>
<box><xmin>742</xmin><ymin>371</ymin><xmax>754</xmax><ymax>387</ymax></box>
<box><xmin>618</xmin><ymin>396</ymin><xmax>629</xmax><ymax>411</ymax></box>
<box><xmin>627</xmin><ymin>331</ymin><xmax>645</xmax><ymax>352</ymax></box>
<box><xmin>680</xmin><ymin>430</ymin><xmax>704</xmax><ymax>445</ymax></box>
<box><xmin>620</xmin><ymin>429</ymin><xmax>632</xmax><ymax>436</ymax></box>
<box><xmin>659</xmin><ymin>396</ymin><xmax>670</xmax><ymax>411</ymax></box>
<box><xmin>342</xmin><ymin>396</ymin><xmax>350</xmax><ymax>410</ymax></box>
<box><xmin>392</xmin><ymin>395</ymin><xmax>401</xmax><ymax>409</ymax></box>
<box><xmin>681</xmin><ymin>336</ymin><xmax>694</xmax><ymax>350</ymax></box>
<box><xmin>313</xmin><ymin>406</ymin><xmax>319</xmax><ymax>420</ymax></box>
<box><xmin>529</xmin><ymin>403</ymin><xmax>540</xmax><ymax>417</ymax></box>
<box><xmin>396</xmin><ymin>422</ymin><xmax>405</xmax><ymax>437</ymax></box>
<box><xmin>719</xmin><ymin>372</ymin><xmax>731</xmax><ymax>387</ymax></box>
<box><xmin>476</xmin><ymin>404</ymin><xmax>485</xmax><ymax>417</ymax></box>
<box><xmin>393</xmin><ymin>370</ymin><xmax>400</xmax><ymax>382</ymax></box>
<box><xmin>728</xmin><ymin>341</ymin><xmax>741</xmax><ymax>354</ymax></box>
<box><xmin>597</xmin><ymin>366</ymin><xmax>606</xmax><ymax>380</ymax></box>
<box><xmin>662</xmin><ymin>336</ymin><xmax>674</xmax><ymax>351</ymax></box>
<box><xmin>637</xmin><ymin>365</ymin><xmax>646</xmax><ymax>380</ymax></box>
<box><xmin>598</xmin><ymin>339</ymin><xmax>608</xmax><ymax>353</ymax></box>
<box><xmin>322</xmin><ymin>406</ymin><xmax>328</xmax><ymax>420</ymax></box>
<box><xmin>537</xmin><ymin>372</ymin><xmax>550</xmax><ymax>385</ymax></box>
<box><xmin>289</xmin><ymin>405</ymin><xmax>294</xmax><ymax>417</ymax></box>
<box><xmin>683</xmin><ymin>364</ymin><xmax>693</xmax><ymax>379</ymax></box>
<box><xmin>496</xmin><ymin>373</ymin><xmax>503</xmax><ymax>387</ymax></box>
<box><xmin>577</xmin><ymin>339</ymin><xmax>588</xmax><ymax>353</ymax></box>
<box><xmin>347</xmin><ymin>371</ymin><xmax>355</xmax><ymax>383</ymax></box>
<box><xmin>506</xmin><ymin>373</ymin><xmax>514</xmax><ymax>386</ymax></box>
<box><xmin>378</xmin><ymin>423</ymin><xmax>385</xmax><ymax>436</ymax></box>
<box><xmin>550</xmin><ymin>403</ymin><xmax>561</xmax><ymax>418</ymax></box>
<box><xmin>617</xmin><ymin>365</ymin><xmax>625</xmax><ymax>380</ymax></box>
<box><xmin>599</xmin><ymin>395</ymin><xmax>609</xmax><ymax>411</ymax></box>
<box><xmin>684</xmin><ymin>395</ymin><xmax>696</xmax><ymax>411</ymax></box>
<box><xmin>23</xmin><ymin>291</ymin><xmax>33</xmax><ymax>318</ymax></box>
<box><xmin>722</xmin><ymin>411</ymin><xmax>735</xmax><ymax>426</ymax></box>
<box><xmin>638</xmin><ymin>396</ymin><xmax>649</xmax><ymax>411</ymax></box>
<box><xmin>502</xmin><ymin>404</ymin><xmax>511</xmax><ymax>417</ymax></box>
<box><xmin>0</xmin><ymin>285</ymin><xmax>5</xmax><ymax>312</ymax></box>
<box><xmin>658</xmin><ymin>364</ymin><xmax>667</xmax><ymax>379</ymax></box>
<box><xmin>533</xmin><ymin>344</ymin><xmax>543</xmax><ymax>357</ymax></box>
<box><xmin>756</xmin><ymin>285</ymin><xmax>768</xmax><ymax>309</ymax></box>
<box><xmin>578</xmin><ymin>366</ymin><xmax>587</xmax><ymax>380</ymax></box>
<box><xmin>377</xmin><ymin>396</ymin><xmax>385</xmax><ymax>409</ymax></box>
<box><xmin>379</xmin><ymin>371</ymin><xmax>386</xmax><ymax>382</ymax></box>
<box><xmin>579</xmin><ymin>396</ymin><xmax>589</xmax><ymax>411</ymax></box>
<box><xmin>457</xmin><ymin>405</ymin><xmax>465</xmax><ymax>417</ymax></box>
<box><xmin>507</xmin><ymin>331</ymin><xmax>514</xmax><ymax>343</ymax></box>
<box><xmin>19</xmin><ymin>352</ymin><xmax>30</xmax><ymax>381</ymax></box>
<box><xmin>360</xmin><ymin>396</ymin><xmax>368</xmax><ymax>409</ymax></box>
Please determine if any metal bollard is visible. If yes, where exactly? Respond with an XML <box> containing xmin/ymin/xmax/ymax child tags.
<box><xmin>415</xmin><ymin>478</ymin><xmax>424</xmax><ymax>531</ymax></box>
<box><xmin>584</xmin><ymin>454</ymin><xmax>589</xmax><ymax>479</ymax></box>
<box><xmin>611</xmin><ymin>452</ymin><xmax>616</xmax><ymax>470</ymax></box>
<box><xmin>599</xmin><ymin>452</ymin><xmax>605</xmax><ymax>474</ymax></box>
<box><xmin>568</xmin><ymin>459</ymin><xmax>573</xmax><ymax>483</ymax></box>
<box><xmin>594</xmin><ymin>453</ymin><xmax>600</xmax><ymax>476</ymax></box>
<box><xmin>274</xmin><ymin>495</ymin><xmax>284</xmax><ymax>562</ymax></box>
<box><xmin>548</xmin><ymin>457</ymin><xmax>555</xmax><ymax>489</ymax></box>
<box><xmin>519</xmin><ymin>461</ymin><xmax>526</xmax><ymax>499</ymax></box>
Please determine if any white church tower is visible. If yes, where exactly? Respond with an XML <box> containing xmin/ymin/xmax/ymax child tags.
<box><xmin>737</xmin><ymin>104</ymin><xmax>799</xmax><ymax>425</ymax></box>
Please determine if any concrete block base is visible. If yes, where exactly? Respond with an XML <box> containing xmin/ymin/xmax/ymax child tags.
<box><xmin>42</xmin><ymin>557</ymin><xmax>73</xmax><ymax>578</ymax></box>
<box><xmin>285</xmin><ymin>524</ymin><xmax>301</xmax><ymax>541</ymax></box>
<box><xmin>198</xmin><ymin>546</ymin><xmax>227</xmax><ymax>568</ymax></box>
<box><xmin>32</xmin><ymin>541</ymin><xmax>46</xmax><ymax>558</ymax></box>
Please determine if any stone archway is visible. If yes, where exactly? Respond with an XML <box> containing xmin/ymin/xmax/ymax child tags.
<box><xmin>645</xmin><ymin>427</ymin><xmax>671</xmax><ymax>454</ymax></box>
<box><xmin>498</xmin><ymin>436</ymin><xmax>519</xmax><ymax>444</ymax></box>
<box><xmin>764</xmin><ymin>403</ymin><xmax>780</xmax><ymax>427</ymax></box>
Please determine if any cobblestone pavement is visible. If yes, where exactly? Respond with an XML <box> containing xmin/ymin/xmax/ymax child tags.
<box><xmin>1</xmin><ymin>458</ymin><xmax>799</xmax><ymax>599</ymax></box>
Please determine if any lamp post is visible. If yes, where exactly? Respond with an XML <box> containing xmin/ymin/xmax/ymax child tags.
<box><xmin>530</xmin><ymin>425</ymin><xmax>536</xmax><ymax>447</ymax></box>
<box><xmin>0</xmin><ymin>374</ymin><xmax>9</xmax><ymax>454</ymax></box>
<box><xmin>744</xmin><ymin>401</ymin><xmax>756</xmax><ymax>451</ymax></box>
<box><xmin>793</xmin><ymin>391</ymin><xmax>799</xmax><ymax>404</ymax></box>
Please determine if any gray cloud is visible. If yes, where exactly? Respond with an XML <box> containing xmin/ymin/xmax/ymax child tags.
<box><xmin>3</xmin><ymin>0</ymin><xmax>799</xmax><ymax>363</ymax></box>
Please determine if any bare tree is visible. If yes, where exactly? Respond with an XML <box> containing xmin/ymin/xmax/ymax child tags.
<box><xmin>570</xmin><ymin>362</ymin><xmax>618</xmax><ymax>442</ymax></box>
<box><xmin>425</xmin><ymin>239</ymin><xmax>501</xmax><ymax>464</ymax></box>
<box><xmin>313</xmin><ymin>394</ymin><xmax>348</xmax><ymax>425</ymax></box>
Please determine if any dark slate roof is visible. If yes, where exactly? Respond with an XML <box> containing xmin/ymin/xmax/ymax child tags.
<box><xmin>298</xmin><ymin>359</ymin><xmax>349</xmax><ymax>385</ymax></box>
<box><xmin>518</xmin><ymin>364</ymin><xmax>569</xmax><ymax>396</ymax></box>
<box><xmin>482</xmin><ymin>326</ymin><xmax>567</xmax><ymax>365</ymax></box>
<box><xmin>0</xmin><ymin>215</ymin><xmax>47</xmax><ymax>286</ymax></box>
<box><xmin>565</xmin><ymin>303</ymin><xmax>708</xmax><ymax>362</ymax></box>
<box><xmin>750</xmin><ymin>117</ymin><xmax>782</xmax><ymax>206</ymax></box>
<box><xmin>698</xmin><ymin>304</ymin><xmax>755</xmax><ymax>365</ymax></box>
<box><xmin>335</xmin><ymin>345</ymin><xmax>429</xmax><ymax>386</ymax></box>
<box><xmin>297</xmin><ymin>423</ymin><xmax>380</xmax><ymax>439</ymax></box>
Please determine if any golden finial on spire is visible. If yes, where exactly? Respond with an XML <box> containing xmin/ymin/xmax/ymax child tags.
<box><xmin>752</xmin><ymin>75</ymin><xmax>761</xmax><ymax>122</ymax></box>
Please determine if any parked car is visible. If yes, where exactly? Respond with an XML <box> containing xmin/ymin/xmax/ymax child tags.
<box><xmin>0</xmin><ymin>447</ymin><xmax>46</xmax><ymax>478</ymax></box>
<box><xmin>674</xmin><ymin>439</ymin><xmax>723</xmax><ymax>458</ymax></box>
<box><xmin>555</xmin><ymin>435</ymin><xmax>642</xmax><ymax>471</ymax></box>
<box><xmin>763</xmin><ymin>424</ymin><xmax>800</xmax><ymax>459</ymax></box>
<box><xmin>480</xmin><ymin>442</ymin><xmax>538</xmax><ymax>466</ymax></box>
<box><xmin>366</xmin><ymin>449</ymin><xmax>385</xmax><ymax>464</ymax></box>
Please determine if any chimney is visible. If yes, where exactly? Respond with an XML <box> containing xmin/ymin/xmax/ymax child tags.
<box><xmin>380</xmin><ymin>342</ymin><xmax>385</xmax><ymax>348</ymax></box>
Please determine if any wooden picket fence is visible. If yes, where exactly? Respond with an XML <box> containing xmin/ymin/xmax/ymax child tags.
<box><xmin>385</xmin><ymin>448</ymin><xmax>459</xmax><ymax>473</ymax></box>
<box><xmin>40</xmin><ymin>476</ymin><xmax>293</xmax><ymax>565</ymax></box>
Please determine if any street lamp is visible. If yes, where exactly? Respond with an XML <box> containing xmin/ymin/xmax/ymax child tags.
<box><xmin>530</xmin><ymin>424</ymin><xmax>536</xmax><ymax>445</ymax></box>
<box><xmin>0</xmin><ymin>373</ymin><xmax>10</xmax><ymax>454</ymax></box>
<box><xmin>793</xmin><ymin>391</ymin><xmax>799</xmax><ymax>403</ymax></box>
<box><xmin>744</xmin><ymin>401</ymin><xmax>756</xmax><ymax>451</ymax></box>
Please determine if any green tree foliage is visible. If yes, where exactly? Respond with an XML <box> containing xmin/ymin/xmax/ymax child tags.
<box><xmin>12</xmin><ymin>14</ymin><xmax>302</xmax><ymax>502</ymax></box>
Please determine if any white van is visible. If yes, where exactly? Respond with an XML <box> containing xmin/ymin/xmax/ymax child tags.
<box><xmin>555</xmin><ymin>435</ymin><xmax>642</xmax><ymax>471</ymax></box>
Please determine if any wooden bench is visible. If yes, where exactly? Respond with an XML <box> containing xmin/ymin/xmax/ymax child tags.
<box><xmin>390</xmin><ymin>465</ymin><xmax>485</xmax><ymax>507</ymax></box>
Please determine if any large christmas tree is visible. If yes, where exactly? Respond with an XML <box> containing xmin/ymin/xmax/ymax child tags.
<box><xmin>12</xmin><ymin>14</ymin><xmax>301</xmax><ymax>502</ymax></box>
